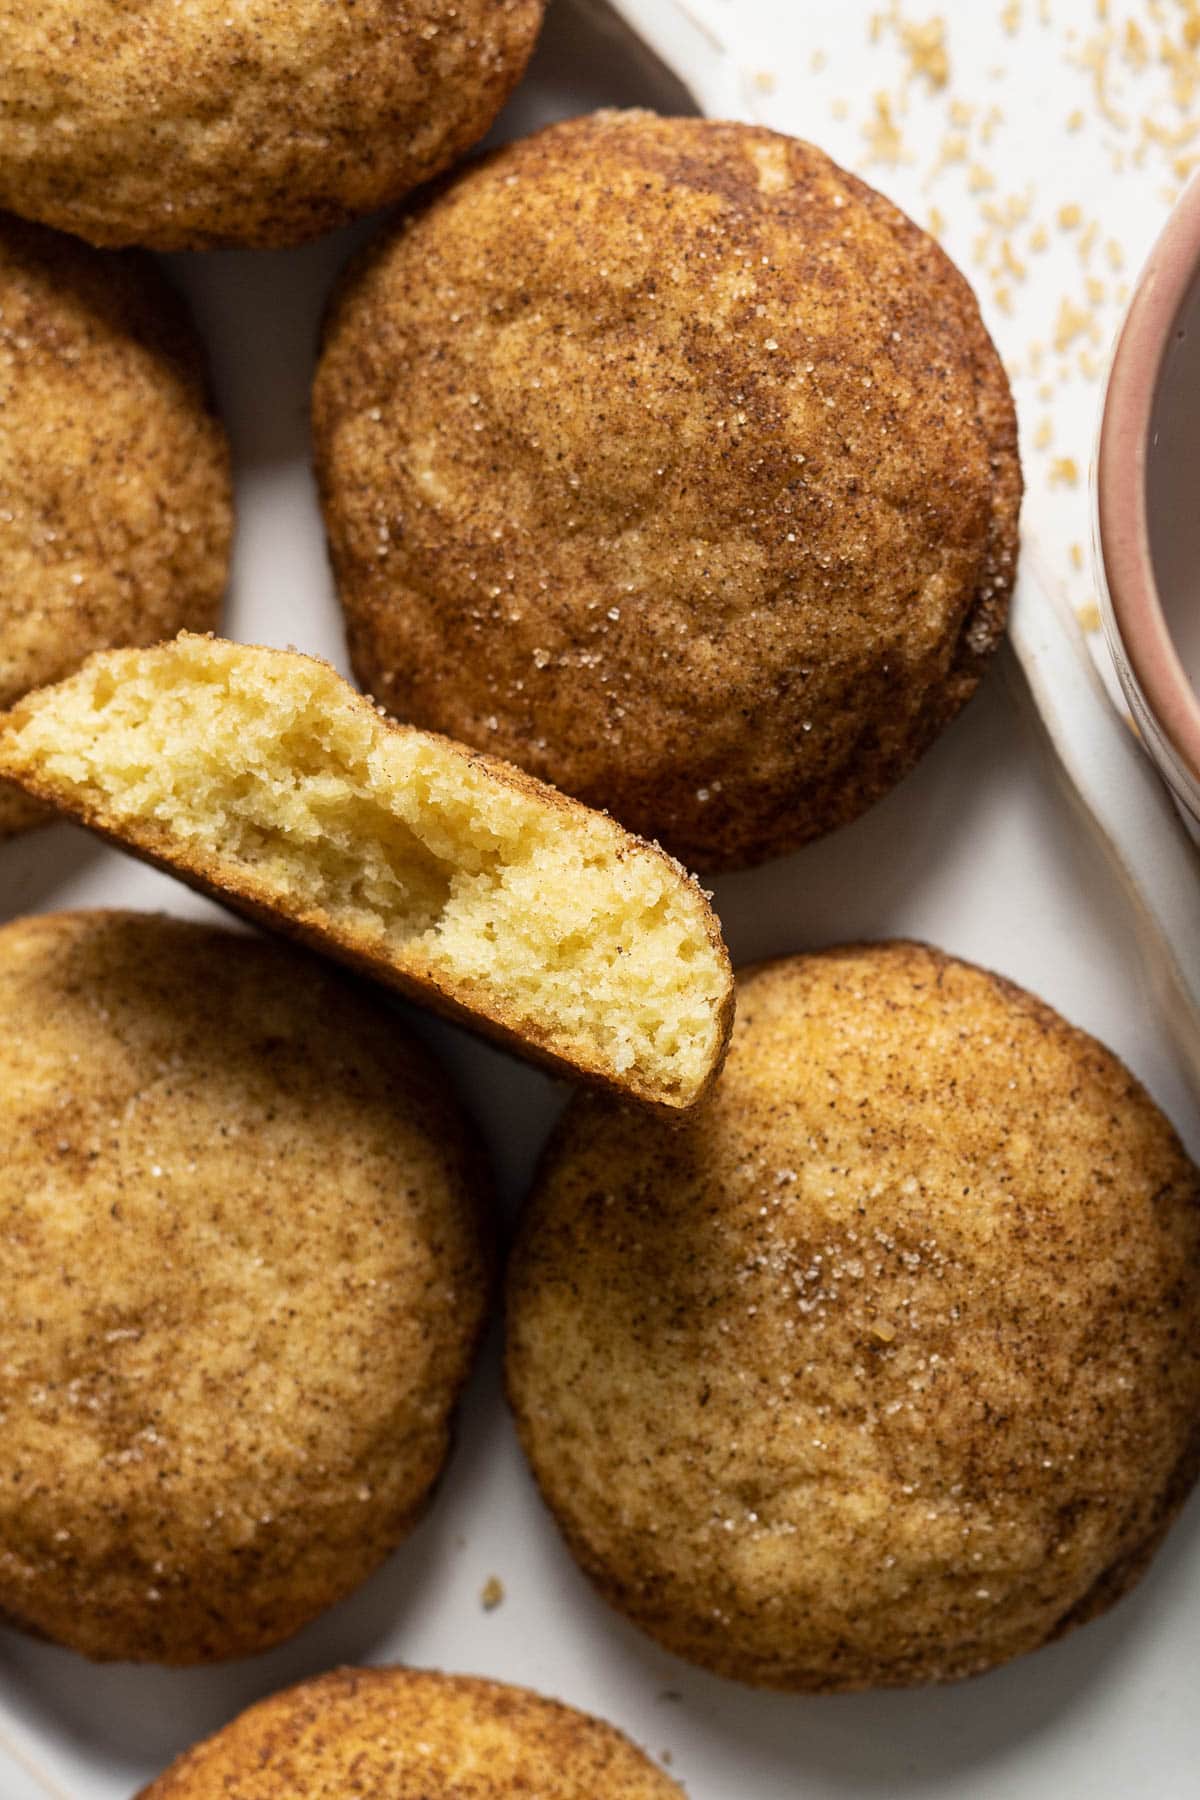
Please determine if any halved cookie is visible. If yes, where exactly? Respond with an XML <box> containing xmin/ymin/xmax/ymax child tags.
<box><xmin>0</xmin><ymin>634</ymin><xmax>733</xmax><ymax>1110</ymax></box>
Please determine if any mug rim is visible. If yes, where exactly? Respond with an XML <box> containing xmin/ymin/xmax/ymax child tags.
<box><xmin>1096</xmin><ymin>172</ymin><xmax>1200</xmax><ymax>787</ymax></box>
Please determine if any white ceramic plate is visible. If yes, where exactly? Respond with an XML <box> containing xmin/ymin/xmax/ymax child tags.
<box><xmin>2</xmin><ymin>4</ymin><xmax>1199</xmax><ymax>1797</ymax></box>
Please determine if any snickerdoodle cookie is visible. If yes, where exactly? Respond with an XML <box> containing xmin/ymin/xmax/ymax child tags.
<box><xmin>507</xmin><ymin>943</ymin><xmax>1200</xmax><ymax>1689</ymax></box>
<box><xmin>137</xmin><ymin>1666</ymin><xmax>683</xmax><ymax>1797</ymax></box>
<box><xmin>0</xmin><ymin>2</ymin><xmax>544</xmax><ymax>248</ymax></box>
<box><xmin>0</xmin><ymin>216</ymin><xmax>231</xmax><ymax>837</ymax></box>
<box><xmin>314</xmin><ymin>112</ymin><xmax>1020</xmax><ymax>869</ymax></box>
<box><xmin>0</xmin><ymin>910</ymin><xmax>490</xmax><ymax>1663</ymax></box>
<box><xmin>0</xmin><ymin>635</ymin><xmax>733</xmax><ymax>1110</ymax></box>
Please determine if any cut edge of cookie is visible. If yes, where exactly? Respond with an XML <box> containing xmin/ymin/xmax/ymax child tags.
<box><xmin>0</xmin><ymin>634</ymin><xmax>734</xmax><ymax>1110</ymax></box>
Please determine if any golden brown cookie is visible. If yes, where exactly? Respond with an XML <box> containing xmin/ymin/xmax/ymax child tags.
<box><xmin>0</xmin><ymin>3</ymin><xmax>544</xmax><ymax>249</ymax></box>
<box><xmin>0</xmin><ymin>216</ymin><xmax>231</xmax><ymax>837</ymax></box>
<box><xmin>0</xmin><ymin>635</ymin><xmax>734</xmax><ymax>1111</ymax></box>
<box><xmin>0</xmin><ymin>910</ymin><xmax>491</xmax><ymax>1663</ymax></box>
<box><xmin>314</xmin><ymin>111</ymin><xmax>1021</xmax><ymax>871</ymax></box>
<box><xmin>137</xmin><ymin>1666</ymin><xmax>683</xmax><ymax>1797</ymax></box>
<box><xmin>507</xmin><ymin>943</ymin><xmax>1200</xmax><ymax>1690</ymax></box>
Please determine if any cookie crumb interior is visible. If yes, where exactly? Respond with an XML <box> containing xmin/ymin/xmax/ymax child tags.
<box><xmin>1</xmin><ymin>635</ymin><xmax>730</xmax><ymax>1106</ymax></box>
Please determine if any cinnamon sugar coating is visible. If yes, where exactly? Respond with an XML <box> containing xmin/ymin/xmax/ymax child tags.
<box><xmin>0</xmin><ymin>911</ymin><xmax>491</xmax><ymax>1663</ymax></box>
<box><xmin>315</xmin><ymin>112</ymin><xmax>1021</xmax><ymax>870</ymax></box>
<box><xmin>0</xmin><ymin>1</ymin><xmax>544</xmax><ymax>249</ymax></box>
<box><xmin>138</xmin><ymin>1666</ymin><xmax>683</xmax><ymax>1797</ymax></box>
<box><xmin>0</xmin><ymin>216</ymin><xmax>231</xmax><ymax>837</ymax></box>
<box><xmin>507</xmin><ymin>943</ymin><xmax>1200</xmax><ymax>1689</ymax></box>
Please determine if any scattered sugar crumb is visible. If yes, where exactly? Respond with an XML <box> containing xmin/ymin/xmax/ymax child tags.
<box><xmin>864</xmin><ymin>91</ymin><xmax>909</xmax><ymax>163</ymax></box>
<box><xmin>819</xmin><ymin>0</ymin><xmax>1200</xmax><ymax>611</ymax></box>
<box><xmin>899</xmin><ymin>13</ymin><xmax>950</xmax><ymax>89</ymax></box>
<box><xmin>1053</xmin><ymin>296</ymin><xmax>1094</xmax><ymax>351</ymax></box>
<box><xmin>480</xmin><ymin>1574</ymin><xmax>505</xmax><ymax>1610</ymax></box>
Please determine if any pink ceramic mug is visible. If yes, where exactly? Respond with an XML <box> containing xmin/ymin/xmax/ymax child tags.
<box><xmin>1095</xmin><ymin>174</ymin><xmax>1200</xmax><ymax>838</ymax></box>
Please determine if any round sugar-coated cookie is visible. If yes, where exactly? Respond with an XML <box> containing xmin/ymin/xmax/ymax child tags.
<box><xmin>314</xmin><ymin>111</ymin><xmax>1021</xmax><ymax>871</ymax></box>
<box><xmin>507</xmin><ymin>942</ymin><xmax>1200</xmax><ymax>1690</ymax></box>
<box><xmin>0</xmin><ymin>2</ymin><xmax>545</xmax><ymax>249</ymax></box>
<box><xmin>0</xmin><ymin>216</ymin><xmax>231</xmax><ymax>836</ymax></box>
<box><xmin>137</xmin><ymin>1666</ymin><xmax>683</xmax><ymax>1797</ymax></box>
<box><xmin>0</xmin><ymin>910</ymin><xmax>491</xmax><ymax>1663</ymax></box>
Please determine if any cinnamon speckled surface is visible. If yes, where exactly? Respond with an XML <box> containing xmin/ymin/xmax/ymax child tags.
<box><xmin>0</xmin><ymin>215</ymin><xmax>231</xmax><ymax>838</ymax></box>
<box><xmin>136</xmin><ymin>1666</ymin><xmax>683</xmax><ymax>1796</ymax></box>
<box><xmin>507</xmin><ymin>942</ymin><xmax>1200</xmax><ymax>1691</ymax></box>
<box><xmin>0</xmin><ymin>911</ymin><xmax>492</xmax><ymax>1664</ymax></box>
<box><xmin>314</xmin><ymin>111</ymin><xmax>1021</xmax><ymax>870</ymax></box>
<box><xmin>0</xmin><ymin>0</ymin><xmax>545</xmax><ymax>249</ymax></box>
